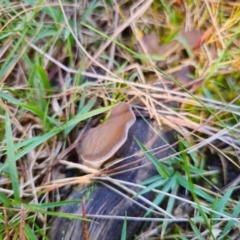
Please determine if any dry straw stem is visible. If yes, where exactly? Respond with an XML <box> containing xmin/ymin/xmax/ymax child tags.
<box><xmin>94</xmin><ymin>177</ymin><xmax>239</xmax><ymax>221</ymax></box>
<box><xmin>85</xmin><ymin>0</ymin><xmax>154</xmax><ymax>68</ymax></box>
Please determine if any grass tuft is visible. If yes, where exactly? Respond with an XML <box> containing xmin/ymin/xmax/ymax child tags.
<box><xmin>0</xmin><ymin>0</ymin><xmax>239</xmax><ymax>239</ymax></box>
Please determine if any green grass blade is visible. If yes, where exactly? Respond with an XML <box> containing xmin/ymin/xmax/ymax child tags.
<box><xmin>212</xmin><ymin>188</ymin><xmax>233</xmax><ymax>220</ymax></box>
<box><xmin>36</xmin><ymin>65</ymin><xmax>52</xmax><ymax>93</ymax></box>
<box><xmin>25</xmin><ymin>200</ymin><xmax>81</xmax><ymax>209</ymax></box>
<box><xmin>0</xmin><ymin>92</ymin><xmax>59</xmax><ymax>127</ymax></box>
<box><xmin>0</xmin><ymin>29</ymin><xmax>27</xmax><ymax>81</ymax></box>
<box><xmin>5</xmin><ymin>111</ymin><xmax>20</xmax><ymax>201</ymax></box>
<box><xmin>141</xmin><ymin>175</ymin><xmax>162</xmax><ymax>185</ymax></box>
<box><xmin>137</xmin><ymin>179</ymin><xmax>168</xmax><ymax>196</ymax></box>
<box><xmin>24</xmin><ymin>224</ymin><xmax>38</xmax><ymax>240</ymax></box>
<box><xmin>176</xmin><ymin>174</ymin><xmax>215</xmax><ymax>204</ymax></box>
<box><xmin>64</xmin><ymin>97</ymin><xmax>97</xmax><ymax>136</ymax></box>
<box><xmin>178</xmin><ymin>142</ymin><xmax>215</xmax><ymax>238</ymax></box>
<box><xmin>220</xmin><ymin>200</ymin><xmax>240</xmax><ymax>239</ymax></box>
<box><xmin>0</xmin><ymin>192</ymin><xmax>11</xmax><ymax>207</ymax></box>
<box><xmin>121</xmin><ymin>214</ymin><xmax>127</xmax><ymax>240</ymax></box>
<box><xmin>144</xmin><ymin>175</ymin><xmax>177</xmax><ymax>217</ymax></box>
<box><xmin>24</xmin><ymin>204</ymin><xmax>91</xmax><ymax>221</ymax></box>
<box><xmin>161</xmin><ymin>184</ymin><xmax>178</xmax><ymax>237</ymax></box>
<box><xmin>63</xmin><ymin>105</ymin><xmax>113</xmax><ymax>130</ymax></box>
<box><xmin>134</xmin><ymin>138</ymin><xmax>174</xmax><ymax>178</ymax></box>
<box><xmin>189</xmin><ymin>218</ymin><xmax>205</xmax><ymax>240</ymax></box>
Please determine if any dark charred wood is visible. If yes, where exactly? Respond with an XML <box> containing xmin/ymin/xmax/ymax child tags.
<box><xmin>49</xmin><ymin>118</ymin><xmax>176</xmax><ymax>240</ymax></box>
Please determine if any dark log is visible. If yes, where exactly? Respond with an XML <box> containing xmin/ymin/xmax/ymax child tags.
<box><xmin>49</xmin><ymin>118</ymin><xmax>175</xmax><ymax>240</ymax></box>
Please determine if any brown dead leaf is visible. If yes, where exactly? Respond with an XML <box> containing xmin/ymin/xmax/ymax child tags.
<box><xmin>139</xmin><ymin>28</ymin><xmax>201</xmax><ymax>66</ymax></box>
<box><xmin>178</xmin><ymin>28</ymin><xmax>201</xmax><ymax>48</ymax></box>
<box><xmin>194</xmin><ymin>27</ymin><xmax>213</xmax><ymax>50</ymax></box>
<box><xmin>158</xmin><ymin>40</ymin><xmax>182</xmax><ymax>57</ymax></box>
<box><xmin>141</xmin><ymin>34</ymin><xmax>182</xmax><ymax>58</ymax></box>
<box><xmin>141</xmin><ymin>33</ymin><xmax>160</xmax><ymax>54</ymax></box>
<box><xmin>176</xmin><ymin>0</ymin><xmax>183</xmax><ymax>5</ymax></box>
<box><xmin>174</xmin><ymin>65</ymin><xmax>196</xmax><ymax>84</ymax></box>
